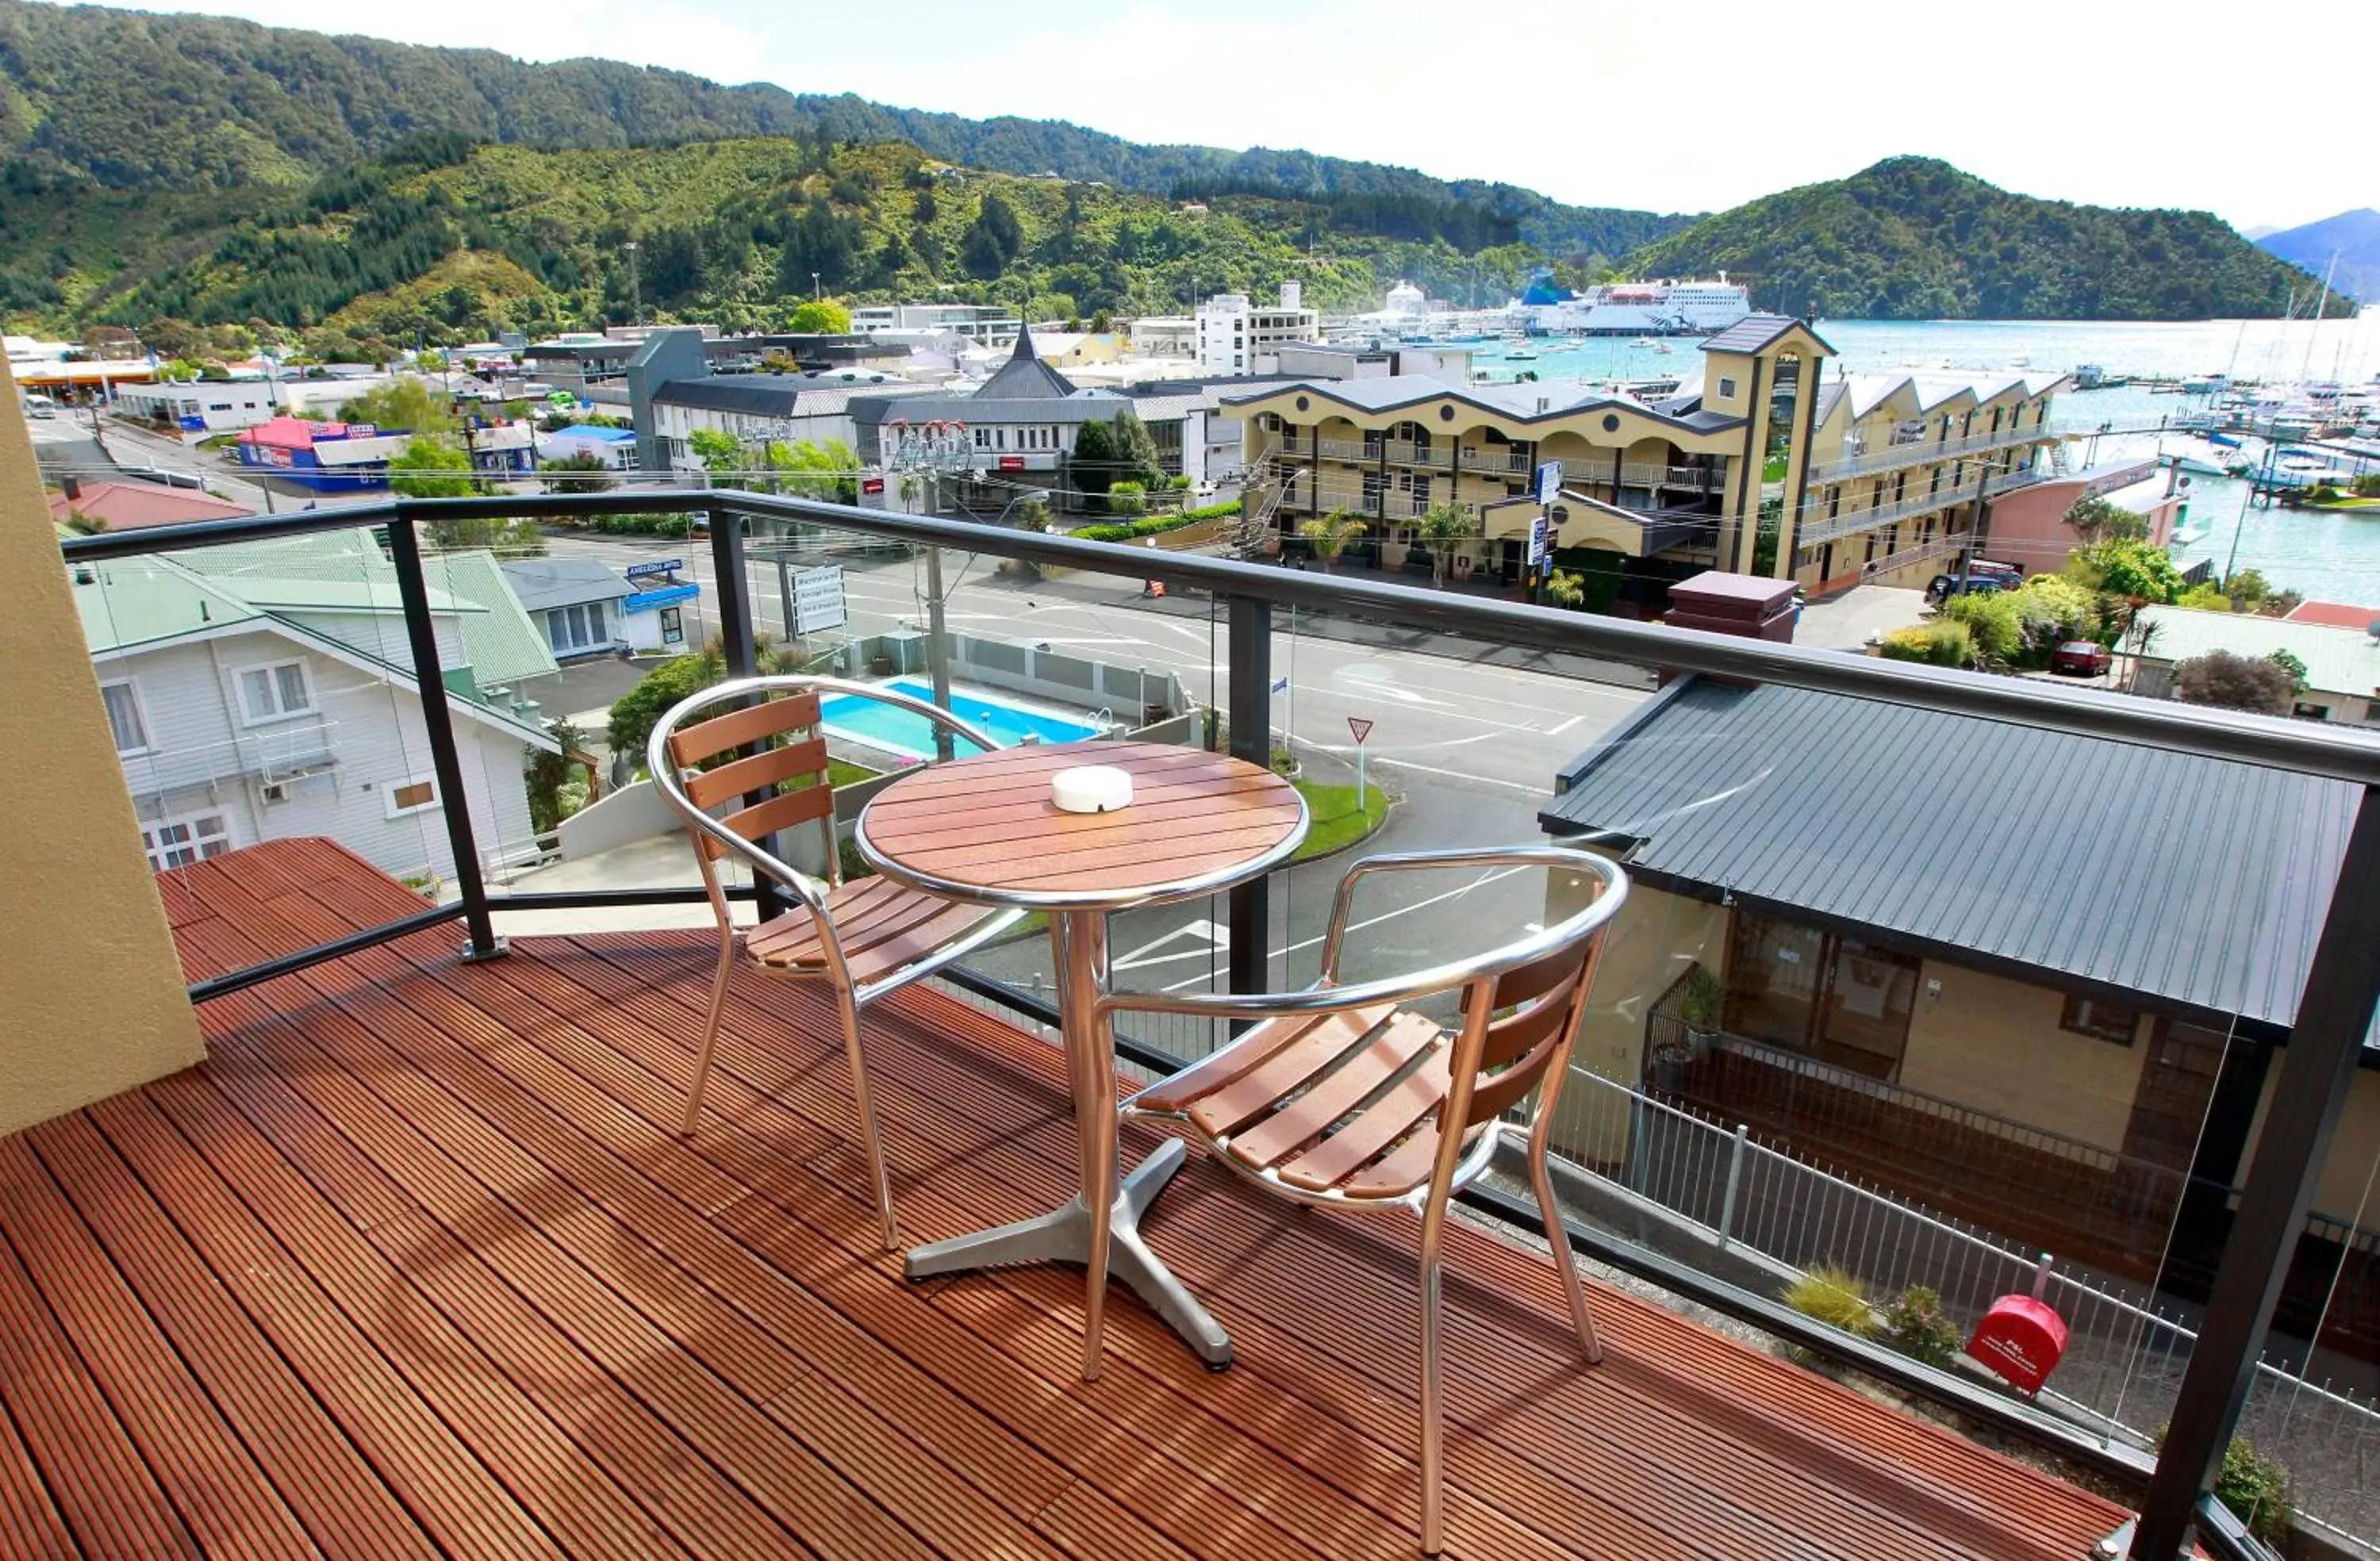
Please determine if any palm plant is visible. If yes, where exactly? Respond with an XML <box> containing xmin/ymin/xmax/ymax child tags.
<box><xmin>1545</xmin><ymin>567</ymin><xmax>1585</xmax><ymax>608</ymax></box>
<box><xmin>1417</xmin><ymin>501</ymin><xmax>1477</xmax><ymax>590</ymax></box>
<box><xmin>1296</xmin><ymin>509</ymin><xmax>1365</xmax><ymax>573</ymax></box>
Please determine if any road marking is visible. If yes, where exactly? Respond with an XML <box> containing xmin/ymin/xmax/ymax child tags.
<box><xmin>1156</xmin><ymin>865</ymin><xmax>1532</xmax><ymax>991</ymax></box>
<box><xmin>1546</xmin><ymin>714</ymin><xmax>1586</xmax><ymax>736</ymax></box>
<box><xmin>1113</xmin><ymin>919</ymin><xmax>1226</xmax><ymax>972</ymax></box>
<box><xmin>1363</xmin><ymin>756</ymin><xmax>1548</xmax><ymax>794</ymax></box>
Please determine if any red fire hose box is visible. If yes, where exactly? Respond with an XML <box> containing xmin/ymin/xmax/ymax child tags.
<box><xmin>1967</xmin><ymin>1294</ymin><xmax>2068</xmax><ymax>1394</ymax></box>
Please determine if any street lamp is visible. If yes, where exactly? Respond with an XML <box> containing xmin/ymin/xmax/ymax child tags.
<box><xmin>623</xmin><ymin>240</ymin><xmax>641</xmax><ymax>324</ymax></box>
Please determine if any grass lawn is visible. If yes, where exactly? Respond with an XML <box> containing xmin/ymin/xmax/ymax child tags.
<box><xmin>828</xmin><ymin>758</ymin><xmax>878</xmax><ymax>788</ymax></box>
<box><xmin>1292</xmin><ymin>778</ymin><xmax>1389</xmax><ymax>861</ymax></box>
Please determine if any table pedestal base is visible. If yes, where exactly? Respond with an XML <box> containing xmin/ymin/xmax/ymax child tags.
<box><xmin>903</xmin><ymin>1137</ymin><xmax>1233</xmax><ymax>1369</ymax></box>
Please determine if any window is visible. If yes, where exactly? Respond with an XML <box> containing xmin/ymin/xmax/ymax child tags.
<box><xmin>659</xmin><ymin>606</ymin><xmax>685</xmax><ymax>646</ymax></box>
<box><xmin>385</xmin><ymin>775</ymin><xmax>438</xmax><ymax>819</ymax></box>
<box><xmin>1718</xmin><ymin>377</ymin><xmax>1737</xmax><ymax>398</ymax></box>
<box><xmin>141</xmin><ymin>811</ymin><xmax>232</xmax><ymax>872</ymax></box>
<box><xmin>2060</xmin><ymin>994</ymin><xmax>2140</xmax><ymax>1044</ymax></box>
<box><xmin>546</xmin><ymin>600</ymin><xmax>612</xmax><ymax>654</ymax></box>
<box><xmin>99</xmin><ymin>679</ymin><xmax>149</xmax><ymax>754</ymax></box>
<box><xmin>236</xmin><ymin>659</ymin><xmax>314</xmax><ymax>724</ymax></box>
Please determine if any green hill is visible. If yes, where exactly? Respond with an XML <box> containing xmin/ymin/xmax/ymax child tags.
<box><xmin>21</xmin><ymin>135</ymin><xmax>1591</xmax><ymax>351</ymax></box>
<box><xmin>0</xmin><ymin>0</ymin><xmax>1676</xmax><ymax>260</ymax></box>
<box><xmin>1622</xmin><ymin>157</ymin><xmax>2351</xmax><ymax>320</ymax></box>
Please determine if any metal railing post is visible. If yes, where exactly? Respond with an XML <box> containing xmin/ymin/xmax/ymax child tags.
<box><xmin>2033</xmin><ymin>1252</ymin><xmax>2055</xmax><ymax>1301</ymax></box>
<box><xmin>1718</xmin><ymin>1124</ymin><xmax>1749</xmax><ymax>1250</ymax></box>
<box><xmin>706</xmin><ymin>504</ymin><xmax>789</xmax><ymax>923</ymax></box>
<box><xmin>1226</xmin><ymin>593</ymin><xmax>1273</xmax><ymax>999</ymax></box>
<box><xmin>384</xmin><ymin>515</ymin><xmax>504</xmax><ymax>961</ymax></box>
<box><xmin>2132</xmin><ymin>784</ymin><xmax>2380</xmax><ymax>1560</ymax></box>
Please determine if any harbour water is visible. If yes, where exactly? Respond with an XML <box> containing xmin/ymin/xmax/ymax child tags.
<box><xmin>1464</xmin><ymin>313</ymin><xmax>2380</xmax><ymax>604</ymax></box>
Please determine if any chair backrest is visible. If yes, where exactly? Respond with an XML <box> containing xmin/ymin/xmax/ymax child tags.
<box><xmin>1449</xmin><ymin>912</ymin><xmax>1614</xmax><ymax>1133</ymax></box>
<box><xmin>658</xmin><ymin>686</ymin><xmax>835</xmax><ymax>867</ymax></box>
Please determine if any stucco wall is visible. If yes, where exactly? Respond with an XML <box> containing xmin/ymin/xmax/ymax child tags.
<box><xmin>0</xmin><ymin>363</ymin><xmax>206</xmax><ymax>1133</ymax></box>
<box><xmin>1895</xmin><ymin>959</ymin><xmax>2152</xmax><ymax>1153</ymax></box>
<box><xmin>2237</xmin><ymin>1057</ymin><xmax>2380</xmax><ymax>1221</ymax></box>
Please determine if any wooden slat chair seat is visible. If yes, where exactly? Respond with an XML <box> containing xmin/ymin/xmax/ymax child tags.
<box><xmin>1107</xmin><ymin>846</ymin><xmax>1629</xmax><ymax>1555</ymax></box>
<box><xmin>648</xmin><ymin>677</ymin><xmax>1022</xmax><ymax>1250</ymax></box>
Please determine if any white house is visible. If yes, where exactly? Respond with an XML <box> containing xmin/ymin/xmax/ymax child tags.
<box><xmin>78</xmin><ymin>532</ymin><xmax>562</xmax><ymax>881</ymax></box>
<box><xmin>501</xmin><ymin>556</ymin><xmax>700</xmax><ymax>658</ymax></box>
<box><xmin>536</xmin><ymin>424</ymin><xmax>642</xmax><ymax>470</ymax></box>
<box><xmin>116</xmin><ymin>381</ymin><xmax>277</xmax><ymax>436</ymax></box>
<box><xmin>1196</xmin><ymin>283</ymin><xmax>1321</xmax><ymax>375</ymax></box>
<box><xmin>644</xmin><ymin>374</ymin><xmax>938</xmax><ymax>479</ymax></box>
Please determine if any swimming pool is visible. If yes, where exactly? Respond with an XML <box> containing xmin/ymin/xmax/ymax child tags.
<box><xmin>817</xmin><ymin>680</ymin><xmax>1101</xmax><ymax>758</ymax></box>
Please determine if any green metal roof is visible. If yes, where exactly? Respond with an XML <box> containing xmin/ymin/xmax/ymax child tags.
<box><xmin>77</xmin><ymin>560</ymin><xmax>260</xmax><ymax>654</ymax></box>
<box><xmin>2136</xmin><ymin>607</ymin><xmax>2380</xmax><ymax>700</ymax></box>
<box><xmin>418</xmin><ymin>550</ymin><xmax>561</xmax><ymax>690</ymax></box>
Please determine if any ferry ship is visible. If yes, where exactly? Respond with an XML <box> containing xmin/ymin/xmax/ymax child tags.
<box><xmin>1530</xmin><ymin>276</ymin><xmax>1753</xmax><ymax>337</ymax></box>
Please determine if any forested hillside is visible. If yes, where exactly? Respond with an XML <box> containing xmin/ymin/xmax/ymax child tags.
<box><xmin>0</xmin><ymin>0</ymin><xmax>1676</xmax><ymax>258</ymax></box>
<box><xmin>1623</xmin><ymin>158</ymin><xmax>2351</xmax><ymax>320</ymax></box>
<box><xmin>33</xmin><ymin>136</ymin><xmax>1578</xmax><ymax>354</ymax></box>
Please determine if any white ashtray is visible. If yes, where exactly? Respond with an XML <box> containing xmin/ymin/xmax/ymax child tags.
<box><xmin>1051</xmin><ymin>765</ymin><xmax>1134</xmax><ymax>814</ymax></box>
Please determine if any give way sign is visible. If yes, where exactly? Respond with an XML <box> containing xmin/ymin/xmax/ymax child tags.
<box><xmin>1347</xmin><ymin>716</ymin><xmax>1375</xmax><ymax>744</ymax></box>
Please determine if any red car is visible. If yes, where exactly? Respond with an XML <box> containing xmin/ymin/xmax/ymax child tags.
<box><xmin>2051</xmin><ymin>641</ymin><xmax>2111</xmax><ymax>677</ymax></box>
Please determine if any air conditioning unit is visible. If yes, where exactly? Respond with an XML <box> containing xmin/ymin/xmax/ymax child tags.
<box><xmin>259</xmin><ymin>780</ymin><xmax>291</xmax><ymax>805</ymax></box>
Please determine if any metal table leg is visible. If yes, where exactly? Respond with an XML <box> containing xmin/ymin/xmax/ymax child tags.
<box><xmin>901</xmin><ymin>910</ymin><xmax>1233</xmax><ymax>1376</ymax></box>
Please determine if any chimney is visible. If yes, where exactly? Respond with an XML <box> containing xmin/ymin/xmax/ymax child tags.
<box><xmin>1662</xmin><ymin>570</ymin><xmax>1798</xmax><ymax>685</ymax></box>
<box><xmin>60</xmin><ymin>475</ymin><xmax>81</xmax><ymax>501</ymax></box>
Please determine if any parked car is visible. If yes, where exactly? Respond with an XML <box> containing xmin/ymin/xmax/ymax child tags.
<box><xmin>2051</xmin><ymin>641</ymin><xmax>2112</xmax><ymax>677</ymax></box>
<box><xmin>18</xmin><ymin>395</ymin><xmax>57</xmax><ymax>420</ymax></box>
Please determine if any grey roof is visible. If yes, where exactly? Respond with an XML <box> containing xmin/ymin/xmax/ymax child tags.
<box><xmin>499</xmin><ymin>557</ymin><xmax>631</xmax><ymax>612</ymax></box>
<box><xmin>651</xmin><ymin>374</ymin><xmax>921</xmax><ymax>418</ymax></box>
<box><xmin>1221</xmin><ymin>374</ymin><xmax>1745</xmax><ymax>435</ymax></box>
<box><xmin>1538</xmin><ymin>677</ymin><xmax>2362</xmax><ymax>1033</ymax></box>
<box><xmin>1699</xmin><ymin>314</ymin><xmax>1833</xmax><ymax>355</ymax></box>
<box><xmin>975</xmin><ymin>320</ymin><xmax>1080</xmax><ymax>400</ymax></box>
<box><xmin>850</xmin><ymin>389</ymin><xmax>1127</xmax><ymax>427</ymax></box>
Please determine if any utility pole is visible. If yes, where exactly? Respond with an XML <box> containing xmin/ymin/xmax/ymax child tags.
<box><xmin>925</xmin><ymin>547</ymin><xmax>954</xmax><ymax>762</ymax></box>
<box><xmin>623</xmin><ymin>241</ymin><xmax>641</xmax><ymax>324</ymax></box>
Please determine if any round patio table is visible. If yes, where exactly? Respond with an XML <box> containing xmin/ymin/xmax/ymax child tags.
<box><xmin>854</xmin><ymin>739</ymin><xmax>1307</xmax><ymax>1377</ymax></box>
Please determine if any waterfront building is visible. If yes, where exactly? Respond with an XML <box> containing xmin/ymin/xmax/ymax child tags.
<box><xmin>849</xmin><ymin>303</ymin><xmax>1022</xmax><ymax>346</ymax></box>
<box><xmin>1196</xmin><ymin>283</ymin><xmax>1322</xmax><ymax>375</ymax></box>
<box><xmin>1228</xmin><ymin>314</ymin><xmax>1831</xmax><ymax>613</ymax></box>
<box><xmin>1791</xmin><ymin>366</ymin><xmax>2069</xmax><ymax>594</ymax></box>
<box><xmin>1976</xmin><ymin>457</ymin><xmax>2186</xmax><ymax>577</ymax></box>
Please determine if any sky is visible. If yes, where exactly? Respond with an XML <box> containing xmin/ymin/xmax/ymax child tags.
<box><xmin>82</xmin><ymin>0</ymin><xmax>2371</xmax><ymax>232</ymax></box>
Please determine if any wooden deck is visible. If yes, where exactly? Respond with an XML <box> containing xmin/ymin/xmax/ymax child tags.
<box><xmin>0</xmin><ymin>839</ymin><xmax>2134</xmax><ymax>1559</ymax></box>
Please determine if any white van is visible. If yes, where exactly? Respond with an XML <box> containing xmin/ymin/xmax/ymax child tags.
<box><xmin>18</xmin><ymin>395</ymin><xmax>57</xmax><ymax>420</ymax></box>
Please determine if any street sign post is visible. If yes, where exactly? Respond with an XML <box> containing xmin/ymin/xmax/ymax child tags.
<box><xmin>1347</xmin><ymin>715</ymin><xmax>1374</xmax><ymax>807</ymax></box>
<box><xmin>791</xmin><ymin>564</ymin><xmax>847</xmax><ymax>636</ymax></box>
<box><xmin>1534</xmin><ymin>458</ymin><xmax>1563</xmax><ymax>505</ymax></box>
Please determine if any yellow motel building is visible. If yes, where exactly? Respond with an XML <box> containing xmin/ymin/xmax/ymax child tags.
<box><xmin>1225</xmin><ymin>316</ymin><xmax>2070</xmax><ymax>609</ymax></box>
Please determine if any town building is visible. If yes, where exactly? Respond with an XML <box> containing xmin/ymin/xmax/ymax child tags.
<box><xmin>849</xmin><ymin>323</ymin><xmax>1130</xmax><ymax>506</ymax></box>
<box><xmin>232</xmin><ymin>415</ymin><xmax>533</xmax><ymax>490</ymax></box>
<box><xmin>1128</xmin><ymin>316</ymin><xmax>1196</xmax><ymax>358</ymax></box>
<box><xmin>1790</xmin><ymin>365</ymin><xmax>2069</xmax><ymax>594</ymax></box>
<box><xmin>501</xmin><ymin>556</ymin><xmax>698</xmax><ymax>660</ymax></box>
<box><xmin>1196</xmin><ymin>284</ymin><xmax>1320</xmax><ymax>375</ymax></box>
<box><xmin>848</xmin><ymin>304</ymin><xmax>1021</xmax><ymax>346</ymax></box>
<box><xmin>623</xmin><ymin>328</ymin><xmax>941</xmax><ymax>478</ymax></box>
<box><xmin>46</xmin><ymin>478</ymin><xmax>250</xmax><ymax>534</ymax></box>
<box><xmin>1273</xmin><ymin>340</ymin><xmax>1474</xmax><ymax>389</ymax></box>
<box><xmin>1226</xmin><ymin>316</ymin><xmax>1833</xmax><ymax>612</ymax></box>
<box><xmin>1535</xmin><ymin>656</ymin><xmax>2378</xmax><ymax>1358</ymax></box>
<box><xmin>77</xmin><ymin>531</ymin><xmax>559</xmax><ymax>881</ymax></box>
<box><xmin>115</xmin><ymin>380</ymin><xmax>277</xmax><ymax>436</ymax></box>
<box><xmin>524</xmin><ymin>331</ymin><xmax>907</xmax><ymax>397</ymax></box>
<box><xmin>536</xmin><ymin>424</ymin><xmax>642</xmax><ymax>471</ymax></box>
<box><xmin>1974</xmin><ymin>457</ymin><xmax>2188</xmax><ymax>577</ymax></box>
<box><xmin>2131</xmin><ymin>606</ymin><xmax>2380</xmax><ymax>724</ymax></box>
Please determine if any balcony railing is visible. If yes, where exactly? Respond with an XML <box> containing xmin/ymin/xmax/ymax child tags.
<box><xmin>55</xmin><ymin>485</ymin><xmax>2380</xmax><ymax>1561</ymax></box>
<box><xmin>1457</xmin><ymin>447</ymin><xmax>1530</xmax><ymax>477</ymax></box>
<box><xmin>1797</xmin><ymin>476</ymin><xmax>1987</xmax><ymax>545</ymax></box>
<box><xmin>1382</xmin><ymin>439</ymin><xmax>1453</xmax><ymax>470</ymax></box>
<box><xmin>1809</xmin><ymin>421</ymin><xmax>2052</xmax><ymax>484</ymax></box>
<box><xmin>1316</xmin><ymin>437</ymin><xmax>1377</xmax><ymax>462</ymax></box>
<box><xmin>1863</xmin><ymin>530</ymin><xmax>1975</xmax><ymax>577</ymax></box>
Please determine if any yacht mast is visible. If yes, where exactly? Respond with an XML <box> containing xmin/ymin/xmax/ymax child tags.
<box><xmin>2298</xmin><ymin>251</ymin><xmax>2339</xmax><ymax>385</ymax></box>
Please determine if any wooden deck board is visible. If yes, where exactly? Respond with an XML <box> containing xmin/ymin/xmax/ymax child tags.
<box><xmin>0</xmin><ymin>840</ymin><xmax>2137</xmax><ymax>1559</ymax></box>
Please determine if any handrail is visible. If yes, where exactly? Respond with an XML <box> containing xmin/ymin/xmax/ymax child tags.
<box><xmin>59</xmin><ymin>487</ymin><xmax>2380</xmax><ymax>785</ymax></box>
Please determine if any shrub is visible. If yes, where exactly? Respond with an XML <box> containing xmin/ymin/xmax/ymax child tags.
<box><xmin>2225</xmin><ymin>568</ymin><xmax>2273</xmax><ymax>605</ymax></box>
<box><xmin>2213</xmin><ymin>1436</ymin><xmax>2294</xmax><ymax>1544</ymax></box>
<box><xmin>1165</xmin><ymin>474</ymin><xmax>1194</xmax><ymax>491</ymax></box>
<box><xmin>1940</xmin><ymin>592</ymin><xmax>2023</xmax><ymax>665</ymax></box>
<box><xmin>1105</xmin><ymin>480</ymin><xmax>1148</xmax><ymax>518</ymax></box>
<box><xmin>2175</xmin><ymin>583</ymin><xmax>2232</xmax><ymax>612</ymax></box>
<box><xmin>1881</xmin><ymin>1287</ymin><xmax>1963</xmax><ymax>1368</ymax></box>
<box><xmin>2175</xmin><ymin>650</ymin><xmax>2295</xmax><ymax>715</ymax></box>
<box><xmin>1781</xmin><ymin>1268</ymin><xmax>1875</xmax><ymax>1337</ymax></box>
<box><xmin>1069</xmin><ymin>502</ymin><xmax>1238</xmax><ymax>543</ymax></box>
<box><xmin>1878</xmin><ymin>620</ymin><xmax>1973</xmax><ymax>668</ymax></box>
<box><xmin>2013</xmin><ymin>573</ymin><xmax>2097</xmax><ymax>650</ymax></box>
<box><xmin>2354</xmin><ymin>473</ymin><xmax>2380</xmax><ymax>498</ymax></box>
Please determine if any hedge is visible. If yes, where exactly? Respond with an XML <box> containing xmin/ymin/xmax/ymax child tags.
<box><xmin>1070</xmin><ymin>498</ymin><xmax>1240</xmax><ymax>543</ymax></box>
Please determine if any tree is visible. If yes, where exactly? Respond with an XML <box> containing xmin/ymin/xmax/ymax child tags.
<box><xmin>340</xmin><ymin>377</ymin><xmax>455</xmax><ymax>435</ymax></box>
<box><xmin>1071</xmin><ymin>418</ymin><xmax>1119</xmax><ymax>502</ymax></box>
<box><xmin>2063</xmin><ymin>493</ymin><xmax>2146</xmax><ymax>542</ymax></box>
<box><xmin>1297</xmin><ymin>512</ymin><xmax>1365</xmax><ymax>573</ymax></box>
<box><xmin>1417</xmin><ymin>501</ymin><xmax>1478</xmax><ymax>589</ymax></box>
<box><xmin>787</xmin><ymin>299</ymin><xmax>850</xmax><ymax>334</ymax></box>
<box><xmin>540</xmin><ymin>451</ymin><xmax>616</xmax><ymax>493</ymax></box>
<box><xmin>2267</xmin><ymin>648</ymin><xmax>2310</xmax><ymax>692</ymax></box>
<box><xmin>2175</xmin><ymin>650</ymin><xmax>2294</xmax><ymax>715</ymax></box>
<box><xmin>961</xmin><ymin>192</ymin><xmax>1023</xmax><ymax>280</ymax></box>
<box><xmin>687</xmin><ymin>428</ymin><xmax>743</xmax><ymax>484</ymax></box>
<box><xmin>1111</xmin><ymin>408</ymin><xmax>1164</xmax><ymax>488</ymax></box>
<box><xmin>2068</xmin><ymin>537</ymin><xmax>2182</xmax><ymax>604</ymax></box>
<box><xmin>2224</xmin><ymin>569</ymin><xmax>2273</xmax><ymax>607</ymax></box>
<box><xmin>390</xmin><ymin>435</ymin><xmax>474</xmax><ymax>498</ymax></box>
<box><xmin>767</xmin><ymin>437</ymin><xmax>862</xmax><ymax>504</ymax></box>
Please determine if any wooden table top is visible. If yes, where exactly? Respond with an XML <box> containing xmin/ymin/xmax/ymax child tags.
<box><xmin>856</xmin><ymin>741</ymin><xmax>1307</xmax><ymax>907</ymax></box>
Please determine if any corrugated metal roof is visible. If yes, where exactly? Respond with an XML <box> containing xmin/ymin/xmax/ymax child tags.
<box><xmin>2137</xmin><ymin>607</ymin><xmax>2380</xmax><ymax>700</ymax></box>
<box><xmin>1699</xmin><ymin>315</ymin><xmax>1833</xmax><ymax>355</ymax></box>
<box><xmin>1538</xmin><ymin>677</ymin><xmax>2361</xmax><ymax>1032</ymax></box>
<box><xmin>501</xmin><ymin>557</ymin><xmax>631</xmax><ymax>613</ymax></box>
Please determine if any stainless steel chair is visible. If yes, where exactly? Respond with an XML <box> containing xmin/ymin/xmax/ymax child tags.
<box><xmin>648</xmin><ymin>676</ymin><xmax>1024</xmax><ymax>1248</ymax></box>
<box><xmin>1100</xmin><ymin>845</ymin><xmax>1628</xmax><ymax>1555</ymax></box>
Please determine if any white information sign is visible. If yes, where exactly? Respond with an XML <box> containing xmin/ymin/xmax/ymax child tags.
<box><xmin>793</xmin><ymin>565</ymin><xmax>848</xmax><ymax>635</ymax></box>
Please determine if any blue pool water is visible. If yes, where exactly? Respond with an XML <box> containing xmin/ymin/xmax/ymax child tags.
<box><xmin>818</xmin><ymin>679</ymin><xmax>1100</xmax><ymax>757</ymax></box>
